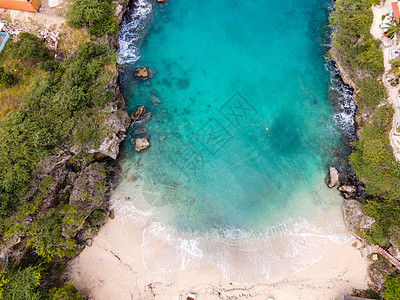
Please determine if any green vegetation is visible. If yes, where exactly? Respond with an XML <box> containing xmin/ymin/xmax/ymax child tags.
<box><xmin>0</xmin><ymin>33</ymin><xmax>47</xmax><ymax>118</ymax></box>
<box><xmin>0</xmin><ymin>18</ymin><xmax>118</xmax><ymax>300</ymax></box>
<box><xmin>48</xmin><ymin>283</ymin><xmax>85</xmax><ymax>300</ymax></box>
<box><xmin>0</xmin><ymin>41</ymin><xmax>113</xmax><ymax>217</ymax></box>
<box><xmin>383</xmin><ymin>274</ymin><xmax>400</xmax><ymax>300</ymax></box>
<box><xmin>67</xmin><ymin>0</ymin><xmax>119</xmax><ymax>37</ymax></box>
<box><xmin>330</xmin><ymin>0</ymin><xmax>384</xmax><ymax>77</ymax></box>
<box><xmin>357</xmin><ymin>76</ymin><xmax>387</xmax><ymax>109</ymax></box>
<box><xmin>1</xmin><ymin>266</ymin><xmax>43</xmax><ymax>300</ymax></box>
<box><xmin>331</xmin><ymin>0</ymin><xmax>400</xmax><ymax>295</ymax></box>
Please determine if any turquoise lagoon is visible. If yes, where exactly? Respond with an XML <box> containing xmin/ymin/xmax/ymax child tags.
<box><xmin>115</xmin><ymin>0</ymin><xmax>354</xmax><ymax>282</ymax></box>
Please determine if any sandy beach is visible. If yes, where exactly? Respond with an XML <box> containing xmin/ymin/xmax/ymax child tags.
<box><xmin>68</xmin><ymin>205</ymin><xmax>370</xmax><ymax>300</ymax></box>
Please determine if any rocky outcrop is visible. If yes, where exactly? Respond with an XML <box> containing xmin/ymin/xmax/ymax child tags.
<box><xmin>338</xmin><ymin>184</ymin><xmax>357</xmax><ymax>199</ymax></box>
<box><xmin>132</xmin><ymin>136</ymin><xmax>150</xmax><ymax>152</ymax></box>
<box><xmin>70</xmin><ymin>104</ymin><xmax>131</xmax><ymax>160</ymax></box>
<box><xmin>133</xmin><ymin>112</ymin><xmax>151</xmax><ymax>125</ymax></box>
<box><xmin>134</xmin><ymin>67</ymin><xmax>149</xmax><ymax>80</ymax></box>
<box><xmin>343</xmin><ymin>199</ymin><xmax>376</xmax><ymax>239</ymax></box>
<box><xmin>114</xmin><ymin>0</ymin><xmax>131</xmax><ymax>23</ymax></box>
<box><xmin>62</xmin><ymin>163</ymin><xmax>109</xmax><ymax>238</ymax></box>
<box><xmin>131</xmin><ymin>105</ymin><xmax>146</xmax><ymax>120</ymax></box>
<box><xmin>325</xmin><ymin>167</ymin><xmax>340</xmax><ymax>188</ymax></box>
<box><xmin>369</xmin><ymin>258</ymin><xmax>398</xmax><ymax>292</ymax></box>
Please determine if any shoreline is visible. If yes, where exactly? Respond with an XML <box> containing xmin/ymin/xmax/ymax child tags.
<box><xmin>68</xmin><ymin>213</ymin><xmax>370</xmax><ymax>299</ymax></box>
<box><xmin>67</xmin><ymin>0</ymin><xmax>374</xmax><ymax>298</ymax></box>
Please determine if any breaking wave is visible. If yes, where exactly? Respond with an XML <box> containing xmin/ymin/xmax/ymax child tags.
<box><xmin>117</xmin><ymin>0</ymin><xmax>153</xmax><ymax>64</ymax></box>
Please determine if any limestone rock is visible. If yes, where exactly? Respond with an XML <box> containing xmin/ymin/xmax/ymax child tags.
<box><xmin>338</xmin><ymin>184</ymin><xmax>357</xmax><ymax>198</ymax></box>
<box><xmin>70</xmin><ymin>104</ymin><xmax>131</xmax><ymax>160</ymax></box>
<box><xmin>63</xmin><ymin>163</ymin><xmax>109</xmax><ymax>238</ymax></box>
<box><xmin>325</xmin><ymin>167</ymin><xmax>340</xmax><ymax>188</ymax></box>
<box><xmin>132</xmin><ymin>136</ymin><xmax>150</xmax><ymax>152</ymax></box>
<box><xmin>85</xmin><ymin>238</ymin><xmax>93</xmax><ymax>247</ymax></box>
<box><xmin>133</xmin><ymin>127</ymin><xmax>147</xmax><ymax>135</ymax></box>
<box><xmin>114</xmin><ymin>0</ymin><xmax>131</xmax><ymax>22</ymax></box>
<box><xmin>134</xmin><ymin>67</ymin><xmax>149</xmax><ymax>80</ymax></box>
<box><xmin>369</xmin><ymin>259</ymin><xmax>397</xmax><ymax>292</ymax></box>
<box><xmin>343</xmin><ymin>199</ymin><xmax>375</xmax><ymax>239</ymax></box>
<box><xmin>131</xmin><ymin>106</ymin><xmax>145</xmax><ymax>120</ymax></box>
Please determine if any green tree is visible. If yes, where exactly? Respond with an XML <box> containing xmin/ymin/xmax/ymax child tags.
<box><xmin>2</xmin><ymin>266</ymin><xmax>43</xmax><ymax>300</ymax></box>
<box><xmin>67</xmin><ymin>0</ymin><xmax>118</xmax><ymax>37</ymax></box>
<box><xmin>383</xmin><ymin>274</ymin><xmax>400</xmax><ymax>300</ymax></box>
<box><xmin>383</xmin><ymin>22</ymin><xmax>400</xmax><ymax>40</ymax></box>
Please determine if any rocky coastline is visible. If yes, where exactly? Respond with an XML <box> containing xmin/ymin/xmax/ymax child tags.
<box><xmin>0</xmin><ymin>0</ymin><xmax>133</xmax><ymax>272</ymax></box>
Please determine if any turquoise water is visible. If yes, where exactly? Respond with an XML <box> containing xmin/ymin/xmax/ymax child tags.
<box><xmin>116</xmin><ymin>0</ymin><xmax>351</xmax><ymax>281</ymax></box>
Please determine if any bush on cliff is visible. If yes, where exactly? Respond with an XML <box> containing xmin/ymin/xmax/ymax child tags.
<box><xmin>330</xmin><ymin>0</ymin><xmax>384</xmax><ymax>78</ymax></box>
<box><xmin>383</xmin><ymin>274</ymin><xmax>400</xmax><ymax>300</ymax></box>
<box><xmin>0</xmin><ymin>42</ymin><xmax>113</xmax><ymax>216</ymax></box>
<box><xmin>5</xmin><ymin>32</ymin><xmax>51</xmax><ymax>62</ymax></box>
<box><xmin>357</xmin><ymin>76</ymin><xmax>387</xmax><ymax>109</ymax></box>
<box><xmin>67</xmin><ymin>0</ymin><xmax>119</xmax><ymax>37</ymax></box>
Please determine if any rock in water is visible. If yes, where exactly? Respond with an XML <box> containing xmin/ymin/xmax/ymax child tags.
<box><xmin>133</xmin><ymin>127</ymin><xmax>147</xmax><ymax>135</ymax></box>
<box><xmin>132</xmin><ymin>136</ymin><xmax>150</xmax><ymax>152</ymax></box>
<box><xmin>133</xmin><ymin>112</ymin><xmax>152</xmax><ymax>125</ymax></box>
<box><xmin>338</xmin><ymin>184</ymin><xmax>357</xmax><ymax>198</ymax></box>
<box><xmin>131</xmin><ymin>106</ymin><xmax>146</xmax><ymax>120</ymax></box>
<box><xmin>325</xmin><ymin>167</ymin><xmax>340</xmax><ymax>188</ymax></box>
<box><xmin>134</xmin><ymin>67</ymin><xmax>149</xmax><ymax>80</ymax></box>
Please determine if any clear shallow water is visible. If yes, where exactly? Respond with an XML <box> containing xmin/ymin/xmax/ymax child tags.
<box><xmin>115</xmin><ymin>0</ymin><xmax>354</xmax><ymax>282</ymax></box>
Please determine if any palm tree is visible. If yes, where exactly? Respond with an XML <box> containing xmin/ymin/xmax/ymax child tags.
<box><xmin>389</xmin><ymin>58</ymin><xmax>400</xmax><ymax>78</ymax></box>
<box><xmin>383</xmin><ymin>22</ymin><xmax>400</xmax><ymax>40</ymax></box>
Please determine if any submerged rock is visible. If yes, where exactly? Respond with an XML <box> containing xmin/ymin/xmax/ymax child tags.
<box><xmin>131</xmin><ymin>106</ymin><xmax>145</xmax><ymax>120</ymax></box>
<box><xmin>133</xmin><ymin>127</ymin><xmax>147</xmax><ymax>135</ymax></box>
<box><xmin>132</xmin><ymin>136</ymin><xmax>150</xmax><ymax>152</ymax></box>
<box><xmin>133</xmin><ymin>112</ymin><xmax>152</xmax><ymax>126</ymax></box>
<box><xmin>325</xmin><ymin>167</ymin><xmax>340</xmax><ymax>188</ymax></box>
<box><xmin>134</xmin><ymin>67</ymin><xmax>149</xmax><ymax>80</ymax></box>
<box><xmin>343</xmin><ymin>199</ymin><xmax>375</xmax><ymax>239</ymax></box>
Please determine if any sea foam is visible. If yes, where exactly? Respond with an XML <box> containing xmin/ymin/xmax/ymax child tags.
<box><xmin>117</xmin><ymin>0</ymin><xmax>153</xmax><ymax>64</ymax></box>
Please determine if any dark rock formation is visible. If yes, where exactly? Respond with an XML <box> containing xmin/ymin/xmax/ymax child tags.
<box><xmin>325</xmin><ymin>167</ymin><xmax>340</xmax><ymax>188</ymax></box>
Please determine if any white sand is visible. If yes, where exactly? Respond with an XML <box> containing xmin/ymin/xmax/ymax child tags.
<box><xmin>68</xmin><ymin>210</ymin><xmax>370</xmax><ymax>300</ymax></box>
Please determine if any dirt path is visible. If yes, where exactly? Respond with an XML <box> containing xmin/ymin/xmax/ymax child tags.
<box><xmin>0</xmin><ymin>0</ymin><xmax>67</xmax><ymax>36</ymax></box>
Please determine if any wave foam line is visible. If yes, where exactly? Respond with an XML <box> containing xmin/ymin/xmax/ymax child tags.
<box><xmin>117</xmin><ymin>0</ymin><xmax>153</xmax><ymax>64</ymax></box>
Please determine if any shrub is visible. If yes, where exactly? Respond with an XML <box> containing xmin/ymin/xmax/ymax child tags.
<box><xmin>48</xmin><ymin>283</ymin><xmax>84</xmax><ymax>300</ymax></box>
<box><xmin>383</xmin><ymin>274</ymin><xmax>400</xmax><ymax>300</ymax></box>
<box><xmin>357</xmin><ymin>76</ymin><xmax>387</xmax><ymax>109</ymax></box>
<box><xmin>67</xmin><ymin>0</ymin><xmax>119</xmax><ymax>37</ymax></box>
<box><xmin>5</xmin><ymin>32</ymin><xmax>51</xmax><ymax>61</ymax></box>
<box><xmin>2</xmin><ymin>266</ymin><xmax>43</xmax><ymax>300</ymax></box>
